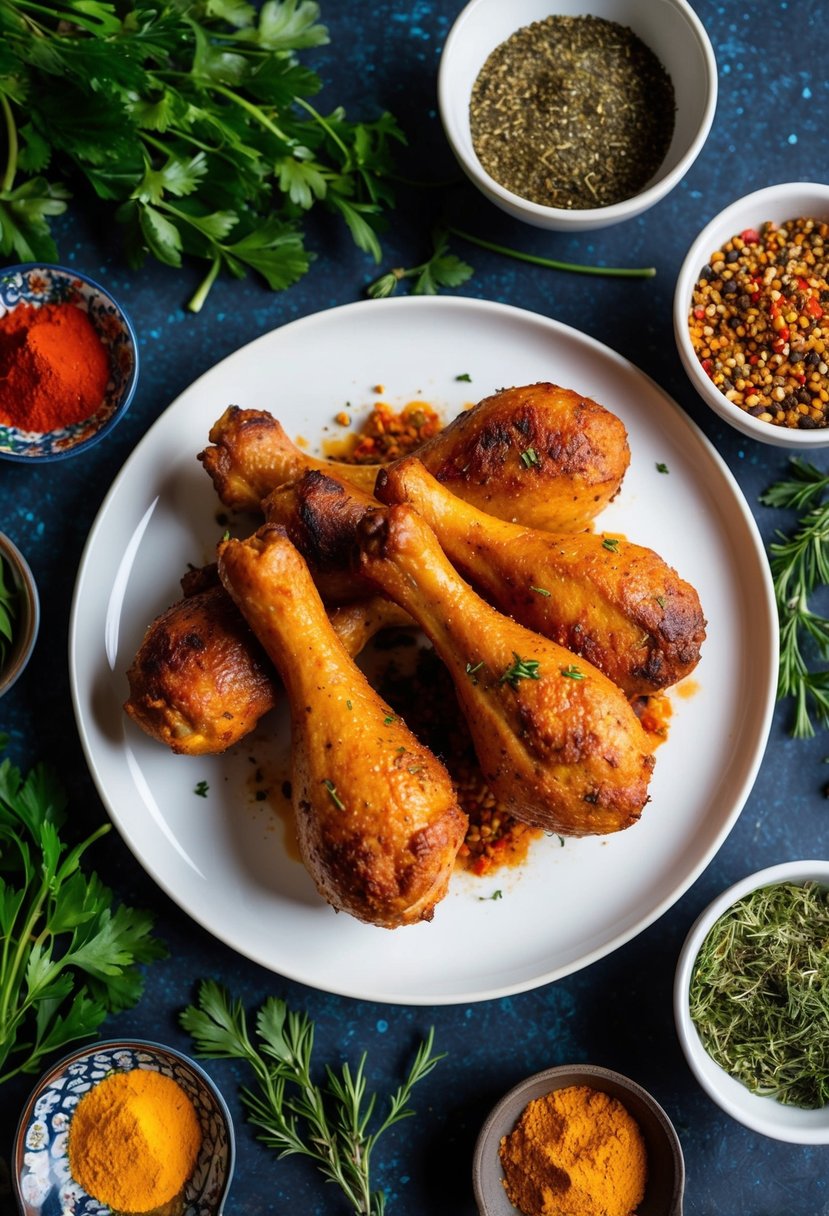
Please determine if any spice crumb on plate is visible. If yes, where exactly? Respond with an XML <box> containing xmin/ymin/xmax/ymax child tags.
<box><xmin>687</xmin><ymin>216</ymin><xmax>829</xmax><ymax>430</ymax></box>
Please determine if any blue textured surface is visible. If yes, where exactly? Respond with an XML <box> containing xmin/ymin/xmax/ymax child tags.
<box><xmin>2</xmin><ymin>2</ymin><xmax>829</xmax><ymax>1212</ymax></box>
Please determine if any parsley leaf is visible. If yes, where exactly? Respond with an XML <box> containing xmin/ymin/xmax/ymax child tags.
<box><xmin>0</xmin><ymin>743</ymin><xmax>166</xmax><ymax>1085</ymax></box>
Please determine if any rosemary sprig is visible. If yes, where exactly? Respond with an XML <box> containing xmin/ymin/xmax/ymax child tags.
<box><xmin>759</xmin><ymin>458</ymin><xmax>829</xmax><ymax>738</ymax></box>
<box><xmin>181</xmin><ymin>980</ymin><xmax>444</xmax><ymax>1216</ymax></box>
<box><xmin>688</xmin><ymin>881</ymin><xmax>829</xmax><ymax>1109</ymax></box>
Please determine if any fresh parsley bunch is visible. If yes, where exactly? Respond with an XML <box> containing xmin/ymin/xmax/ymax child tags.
<box><xmin>0</xmin><ymin>0</ymin><xmax>404</xmax><ymax>310</ymax></box>
<box><xmin>0</xmin><ymin>741</ymin><xmax>166</xmax><ymax>1085</ymax></box>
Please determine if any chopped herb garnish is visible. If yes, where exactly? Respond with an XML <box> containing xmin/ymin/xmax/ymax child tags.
<box><xmin>346</xmin><ymin>700</ymin><xmax>353</xmax><ymax>711</ymax></box>
<box><xmin>383</xmin><ymin>715</ymin><xmax>396</xmax><ymax>725</ymax></box>
<box><xmin>194</xmin><ymin>780</ymin><xmax>209</xmax><ymax>798</ymax></box>
<box><xmin>656</xmin><ymin>462</ymin><xmax>670</xmax><ymax>474</ymax></box>
<box><xmin>602</xmin><ymin>537</ymin><xmax>620</xmax><ymax>552</ymax></box>
<box><xmin>689</xmin><ymin>880</ymin><xmax>829</xmax><ymax>1109</ymax></box>
<box><xmin>656</xmin><ymin>595</ymin><xmax>667</xmax><ymax>608</ymax></box>
<box><xmin>560</xmin><ymin>665</ymin><xmax>585</xmax><ymax>680</ymax></box>
<box><xmin>520</xmin><ymin>447</ymin><xmax>541</xmax><ymax>469</ymax></box>
<box><xmin>478</xmin><ymin>889</ymin><xmax>503</xmax><ymax>901</ymax></box>
<box><xmin>456</xmin><ymin>372</ymin><xmax>472</xmax><ymax>382</ymax></box>
<box><xmin>323</xmin><ymin>779</ymin><xmax>345</xmax><ymax>810</ymax></box>
<box><xmin>466</xmin><ymin>660</ymin><xmax>484</xmax><ymax>684</ymax></box>
<box><xmin>530</xmin><ymin>585</ymin><xmax>551</xmax><ymax>597</ymax></box>
<box><xmin>500</xmin><ymin>653</ymin><xmax>541</xmax><ymax>687</ymax></box>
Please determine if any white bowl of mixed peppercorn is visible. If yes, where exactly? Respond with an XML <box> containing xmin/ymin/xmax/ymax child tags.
<box><xmin>674</xmin><ymin>182</ymin><xmax>829</xmax><ymax>447</ymax></box>
<box><xmin>438</xmin><ymin>0</ymin><xmax>717</xmax><ymax>231</ymax></box>
<box><xmin>674</xmin><ymin>860</ymin><xmax>829</xmax><ymax>1144</ymax></box>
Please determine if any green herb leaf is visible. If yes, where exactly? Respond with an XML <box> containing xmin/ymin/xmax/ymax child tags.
<box><xmin>0</xmin><ymin>747</ymin><xmax>165</xmax><ymax>1085</ymax></box>
<box><xmin>656</xmin><ymin>461</ymin><xmax>670</xmax><ymax>474</ymax></box>
<box><xmin>182</xmin><ymin>981</ymin><xmax>444</xmax><ymax>1216</ymax></box>
<box><xmin>602</xmin><ymin>537</ymin><xmax>620</xmax><ymax>552</ymax></box>
<box><xmin>530</xmin><ymin>585</ymin><xmax>551</xmax><ymax>597</ymax></box>
<box><xmin>500</xmin><ymin>652</ymin><xmax>540</xmax><ymax>687</ymax></box>
<box><xmin>323</xmin><ymin>778</ymin><xmax>344</xmax><ymax>810</ymax></box>
<box><xmin>560</xmin><ymin>665</ymin><xmax>585</xmax><ymax>680</ymax></box>
<box><xmin>194</xmin><ymin>780</ymin><xmax>209</xmax><ymax>797</ymax></box>
<box><xmin>519</xmin><ymin>447</ymin><xmax>540</xmax><ymax>468</ymax></box>
<box><xmin>760</xmin><ymin>458</ymin><xmax>829</xmax><ymax>737</ymax></box>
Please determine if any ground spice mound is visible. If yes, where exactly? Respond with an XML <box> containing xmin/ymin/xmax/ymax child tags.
<box><xmin>0</xmin><ymin>301</ymin><xmax>110</xmax><ymax>431</ymax></box>
<box><xmin>499</xmin><ymin>1085</ymin><xmax>648</xmax><ymax>1216</ymax></box>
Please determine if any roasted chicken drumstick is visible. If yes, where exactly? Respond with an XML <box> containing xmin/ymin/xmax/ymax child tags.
<box><xmin>199</xmin><ymin>382</ymin><xmax>630</xmax><ymax>532</ymax></box>
<box><xmin>376</xmin><ymin>457</ymin><xmax>706</xmax><ymax>695</ymax></box>
<box><xmin>217</xmin><ymin>526</ymin><xmax>467</xmax><ymax>928</ymax></box>
<box><xmin>357</xmin><ymin>506</ymin><xmax>655</xmax><ymax>838</ymax></box>
<box><xmin>124</xmin><ymin>572</ymin><xmax>411</xmax><ymax>755</ymax></box>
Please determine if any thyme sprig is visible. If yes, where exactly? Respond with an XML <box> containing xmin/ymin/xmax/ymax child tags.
<box><xmin>688</xmin><ymin>880</ymin><xmax>829</xmax><ymax>1109</ymax></box>
<box><xmin>759</xmin><ymin>457</ymin><xmax>829</xmax><ymax>737</ymax></box>
<box><xmin>181</xmin><ymin>980</ymin><xmax>444</xmax><ymax>1216</ymax></box>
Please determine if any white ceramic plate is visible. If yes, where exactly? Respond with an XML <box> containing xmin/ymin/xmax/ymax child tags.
<box><xmin>69</xmin><ymin>296</ymin><xmax>777</xmax><ymax>1005</ymax></box>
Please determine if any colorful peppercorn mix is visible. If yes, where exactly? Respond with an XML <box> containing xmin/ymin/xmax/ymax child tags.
<box><xmin>688</xmin><ymin>217</ymin><xmax>829</xmax><ymax>430</ymax></box>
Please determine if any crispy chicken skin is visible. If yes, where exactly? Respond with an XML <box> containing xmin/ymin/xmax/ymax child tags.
<box><xmin>124</xmin><ymin>572</ymin><xmax>411</xmax><ymax>755</ymax></box>
<box><xmin>376</xmin><ymin>457</ymin><xmax>706</xmax><ymax>695</ymax></box>
<box><xmin>124</xmin><ymin>582</ymin><xmax>276</xmax><ymax>755</ymax></box>
<box><xmin>357</xmin><ymin>506</ymin><xmax>655</xmax><ymax>838</ymax></box>
<box><xmin>198</xmin><ymin>382</ymin><xmax>629</xmax><ymax>532</ymax></box>
<box><xmin>217</xmin><ymin>526</ymin><xmax>467</xmax><ymax>928</ymax></box>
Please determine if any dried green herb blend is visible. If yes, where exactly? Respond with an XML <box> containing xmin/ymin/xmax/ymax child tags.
<box><xmin>470</xmin><ymin>15</ymin><xmax>676</xmax><ymax>210</ymax></box>
<box><xmin>689</xmin><ymin>880</ymin><xmax>829</xmax><ymax>1109</ymax></box>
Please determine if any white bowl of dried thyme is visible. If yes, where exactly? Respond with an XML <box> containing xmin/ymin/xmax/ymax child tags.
<box><xmin>674</xmin><ymin>860</ymin><xmax>829</xmax><ymax>1144</ymax></box>
<box><xmin>438</xmin><ymin>0</ymin><xmax>717</xmax><ymax>230</ymax></box>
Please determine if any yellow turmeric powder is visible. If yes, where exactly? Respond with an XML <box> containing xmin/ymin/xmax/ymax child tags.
<box><xmin>68</xmin><ymin>1068</ymin><xmax>203</xmax><ymax>1213</ymax></box>
<box><xmin>499</xmin><ymin>1084</ymin><xmax>647</xmax><ymax>1216</ymax></box>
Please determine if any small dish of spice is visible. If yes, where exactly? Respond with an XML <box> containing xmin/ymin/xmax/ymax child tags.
<box><xmin>0</xmin><ymin>262</ymin><xmax>139</xmax><ymax>462</ymax></box>
<box><xmin>438</xmin><ymin>0</ymin><xmax>716</xmax><ymax>231</ymax></box>
<box><xmin>674</xmin><ymin>182</ymin><xmax>829</xmax><ymax>448</ymax></box>
<box><xmin>473</xmin><ymin>1063</ymin><xmax>684</xmax><ymax>1216</ymax></box>
<box><xmin>674</xmin><ymin>859</ymin><xmax>829</xmax><ymax>1143</ymax></box>
<box><xmin>0</xmin><ymin>531</ymin><xmax>39</xmax><ymax>698</ymax></box>
<box><xmin>13</xmin><ymin>1038</ymin><xmax>235</xmax><ymax>1215</ymax></box>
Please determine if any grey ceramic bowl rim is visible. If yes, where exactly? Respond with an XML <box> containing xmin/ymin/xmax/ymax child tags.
<box><xmin>13</xmin><ymin>1037</ymin><xmax>236</xmax><ymax>1214</ymax></box>
<box><xmin>472</xmin><ymin>1063</ymin><xmax>685</xmax><ymax>1216</ymax></box>
<box><xmin>0</xmin><ymin>530</ymin><xmax>39</xmax><ymax>696</ymax></box>
<box><xmin>0</xmin><ymin>261</ymin><xmax>140</xmax><ymax>464</ymax></box>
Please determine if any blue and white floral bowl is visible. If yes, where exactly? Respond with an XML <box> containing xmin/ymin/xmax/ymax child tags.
<box><xmin>13</xmin><ymin>1040</ymin><xmax>235</xmax><ymax>1216</ymax></box>
<box><xmin>0</xmin><ymin>263</ymin><xmax>139</xmax><ymax>462</ymax></box>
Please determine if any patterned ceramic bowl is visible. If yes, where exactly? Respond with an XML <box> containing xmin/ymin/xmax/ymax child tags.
<box><xmin>0</xmin><ymin>531</ymin><xmax>39</xmax><ymax>698</ymax></box>
<box><xmin>0</xmin><ymin>263</ymin><xmax>139</xmax><ymax>462</ymax></box>
<box><xmin>13</xmin><ymin>1039</ymin><xmax>235</xmax><ymax>1216</ymax></box>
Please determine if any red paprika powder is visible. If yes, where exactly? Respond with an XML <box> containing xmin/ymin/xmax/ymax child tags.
<box><xmin>0</xmin><ymin>301</ymin><xmax>110</xmax><ymax>431</ymax></box>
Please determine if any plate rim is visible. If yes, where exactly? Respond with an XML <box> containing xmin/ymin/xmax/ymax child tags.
<box><xmin>68</xmin><ymin>294</ymin><xmax>778</xmax><ymax>1005</ymax></box>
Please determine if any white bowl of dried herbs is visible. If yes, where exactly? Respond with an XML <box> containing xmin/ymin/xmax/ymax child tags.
<box><xmin>674</xmin><ymin>860</ymin><xmax>829</xmax><ymax>1143</ymax></box>
<box><xmin>438</xmin><ymin>0</ymin><xmax>717</xmax><ymax>230</ymax></box>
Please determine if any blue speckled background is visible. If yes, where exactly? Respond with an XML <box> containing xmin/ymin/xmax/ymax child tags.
<box><xmin>2</xmin><ymin>2</ymin><xmax>829</xmax><ymax>1212</ymax></box>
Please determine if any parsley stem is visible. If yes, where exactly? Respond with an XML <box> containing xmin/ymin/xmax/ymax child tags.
<box><xmin>188</xmin><ymin>254</ymin><xmax>221</xmax><ymax>314</ymax></box>
<box><xmin>446</xmin><ymin>225</ymin><xmax>656</xmax><ymax>279</ymax></box>
<box><xmin>0</xmin><ymin>94</ymin><xmax>18</xmax><ymax>193</ymax></box>
<box><xmin>294</xmin><ymin>96</ymin><xmax>350</xmax><ymax>161</ymax></box>
<box><xmin>212</xmin><ymin>84</ymin><xmax>289</xmax><ymax>143</ymax></box>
